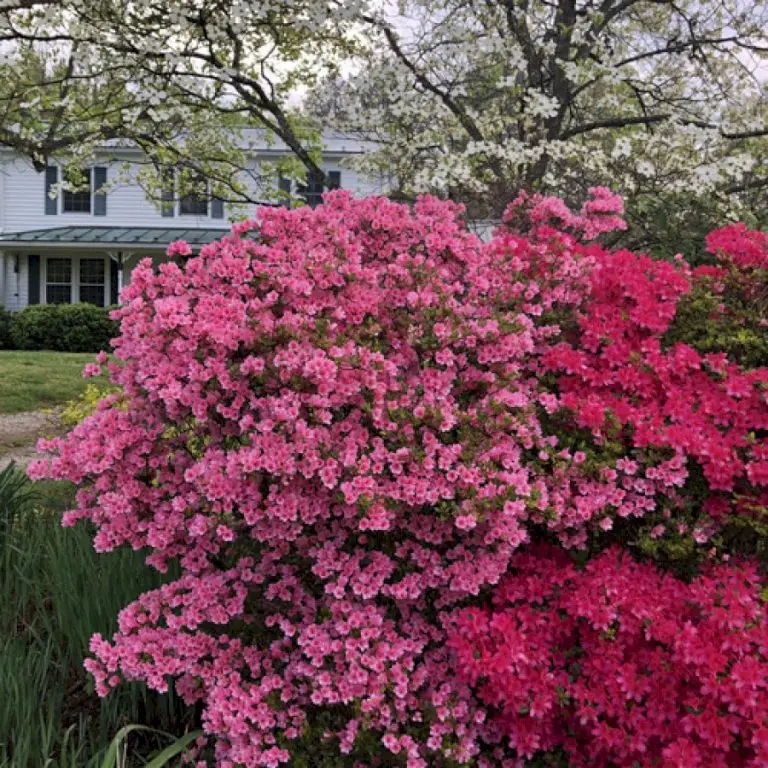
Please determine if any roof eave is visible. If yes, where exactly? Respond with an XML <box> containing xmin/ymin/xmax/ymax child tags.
<box><xmin>0</xmin><ymin>240</ymin><xmax>172</xmax><ymax>249</ymax></box>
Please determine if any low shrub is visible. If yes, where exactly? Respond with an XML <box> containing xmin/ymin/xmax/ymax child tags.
<box><xmin>9</xmin><ymin>304</ymin><xmax>117</xmax><ymax>352</ymax></box>
<box><xmin>0</xmin><ymin>307</ymin><xmax>12</xmax><ymax>349</ymax></box>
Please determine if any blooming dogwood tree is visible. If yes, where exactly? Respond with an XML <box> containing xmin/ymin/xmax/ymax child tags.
<box><xmin>0</xmin><ymin>0</ymin><xmax>367</xmax><ymax>207</ymax></box>
<box><xmin>30</xmin><ymin>190</ymin><xmax>768</xmax><ymax>765</ymax></box>
<box><xmin>1</xmin><ymin>0</ymin><xmax>766</xmax><ymax>233</ymax></box>
<box><xmin>311</xmin><ymin>0</ymin><xmax>768</xmax><ymax>224</ymax></box>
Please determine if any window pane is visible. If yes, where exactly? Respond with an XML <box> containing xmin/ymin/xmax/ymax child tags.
<box><xmin>299</xmin><ymin>171</ymin><xmax>325</xmax><ymax>208</ymax></box>
<box><xmin>63</xmin><ymin>190</ymin><xmax>92</xmax><ymax>213</ymax></box>
<box><xmin>46</xmin><ymin>284</ymin><xmax>72</xmax><ymax>304</ymax></box>
<box><xmin>80</xmin><ymin>258</ymin><xmax>105</xmax><ymax>284</ymax></box>
<box><xmin>47</xmin><ymin>258</ymin><xmax>71</xmax><ymax>284</ymax></box>
<box><xmin>79</xmin><ymin>258</ymin><xmax>105</xmax><ymax>306</ymax></box>
<box><xmin>179</xmin><ymin>194</ymin><xmax>208</xmax><ymax>216</ymax></box>
<box><xmin>62</xmin><ymin>169</ymin><xmax>92</xmax><ymax>213</ymax></box>
<box><xmin>79</xmin><ymin>285</ymin><xmax>105</xmax><ymax>306</ymax></box>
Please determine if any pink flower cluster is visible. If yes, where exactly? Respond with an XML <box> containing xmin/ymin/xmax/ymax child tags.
<box><xmin>450</xmin><ymin>545</ymin><xmax>768</xmax><ymax>767</ymax></box>
<box><xmin>706</xmin><ymin>223</ymin><xmax>768</xmax><ymax>271</ymax></box>
<box><xmin>29</xmin><ymin>190</ymin><xmax>768</xmax><ymax>765</ymax></box>
<box><xmin>502</xmin><ymin>186</ymin><xmax>627</xmax><ymax>240</ymax></box>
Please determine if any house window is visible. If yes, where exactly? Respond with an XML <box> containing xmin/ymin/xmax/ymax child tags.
<box><xmin>297</xmin><ymin>171</ymin><xmax>340</xmax><ymax>208</ymax></box>
<box><xmin>79</xmin><ymin>258</ymin><xmax>106</xmax><ymax>306</ymax></box>
<box><xmin>179</xmin><ymin>193</ymin><xmax>208</xmax><ymax>216</ymax></box>
<box><xmin>298</xmin><ymin>171</ymin><xmax>325</xmax><ymax>208</ymax></box>
<box><xmin>179</xmin><ymin>175</ymin><xmax>209</xmax><ymax>216</ymax></box>
<box><xmin>46</xmin><ymin>258</ymin><xmax>72</xmax><ymax>304</ymax></box>
<box><xmin>62</xmin><ymin>169</ymin><xmax>92</xmax><ymax>213</ymax></box>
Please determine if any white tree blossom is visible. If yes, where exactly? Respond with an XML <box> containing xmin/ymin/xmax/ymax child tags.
<box><xmin>0</xmin><ymin>0</ymin><xmax>368</xmax><ymax>205</ymax></box>
<box><xmin>309</xmin><ymin>0</ymin><xmax>768</xmax><ymax>220</ymax></box>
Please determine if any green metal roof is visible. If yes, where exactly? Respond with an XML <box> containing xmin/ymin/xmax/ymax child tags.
<box><xmin>0</xmin><ymin>226</ymin><xmax>232</xmax><ymax>248</ymax></box>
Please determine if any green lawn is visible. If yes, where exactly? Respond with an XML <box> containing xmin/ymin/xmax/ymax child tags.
<box><xmin>0</xmin><ymin>350</ymin><xmax>96</xmax><ymax>414</ymax></box>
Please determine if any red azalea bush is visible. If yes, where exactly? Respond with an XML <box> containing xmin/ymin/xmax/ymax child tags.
<box><xmin>30</xmin><ymin>190</ymin><xmax>768</xmax><ymax>766</ymax></box>
<box><xmin>450</xmin><ymin>545</ymin><xmax>768</xmax><ymax>767</ymax></box>
<box><xmin>669</xmin><ymin>222</ymin><xmax>768</xmax><ymax>372</ymax></box>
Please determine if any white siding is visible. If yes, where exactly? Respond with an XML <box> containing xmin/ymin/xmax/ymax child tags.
<box><xmin>2</xmin><ymin>253</ymin><xmax>28</xmax><ymax>311</ymax></box>
<box><xmin>0</xmin><ymin>153</ymin><xmax>387</xmax><ymax>236</ymax></box>
<box><xmin>1</xmin><ymin>156</ymin><xmax>228</xmax><ymax>233</ymax></box>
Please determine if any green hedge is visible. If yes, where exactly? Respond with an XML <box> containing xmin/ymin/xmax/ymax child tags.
<box><xmin>0</xmin><ymin>307</ymin><xmax>12</xmax><ymax>349</ymax></box>
<box><xmin>8</xmin><ymin>303</ymin><xmax>118</xmax><ymax>352</ymax></box>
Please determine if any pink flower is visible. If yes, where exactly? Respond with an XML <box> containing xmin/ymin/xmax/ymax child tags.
<box><xmin>82</xmin><ymin>363</ymin><xmax>102</xmax><ymax>378</ymax></box>
<box><xmin>167</xmin><ymin>239</ymin><xmax>192</xmax><ymax>257</ymax></box>
<box><xmin>455</xmin><ymin>514</ymin><xmax>478</xmax><ymax>531</ymax></box>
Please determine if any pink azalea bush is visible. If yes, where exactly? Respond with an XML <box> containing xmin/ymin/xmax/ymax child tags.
<box><xmin>30</xmin><ymin>190</ymin><xmax>767</xmax><ymax>766</ymax></box>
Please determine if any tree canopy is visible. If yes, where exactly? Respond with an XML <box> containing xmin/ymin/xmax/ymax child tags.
<box><xmin>0</xmin><ymin>0</ymin><xmax>365</xmax><ymax>208</ymax></box>
<box><xmin>312</xmin><ymin>0</ymin><xmax>768</xmax><ymax>224</ymax></box>
<box><xmin>0</xmin><ymin>0</ymin><xmax>766</xmax><ymax>237</ymax></box>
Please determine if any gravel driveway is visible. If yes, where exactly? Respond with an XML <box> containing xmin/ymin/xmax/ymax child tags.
<box><xmin>0</xmin><ymin>410</ymin><xmax>60</xmax><ymax>471</ymax></box>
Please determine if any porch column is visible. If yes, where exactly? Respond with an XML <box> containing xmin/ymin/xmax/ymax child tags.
<box><xmin>117</xmin><ymin>251</ymin><xmax>124</xmax><ymax>295</ymax></box>
<box><xmin>0</xmin><ymin>250</ymin><xmax>5</xmax><ymax>309</ymax></box>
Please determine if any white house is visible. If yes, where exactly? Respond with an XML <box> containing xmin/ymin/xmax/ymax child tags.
<box><xmin>0</xmin><ymin>133</ymin><xmax>385</xmax><ymax>311</ymax></box>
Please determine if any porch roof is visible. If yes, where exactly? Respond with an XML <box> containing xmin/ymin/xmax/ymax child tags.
<box><xmin>0</xmin><ymin>226</ymin><xmax>232</xmax><ymax>249</ymax></box>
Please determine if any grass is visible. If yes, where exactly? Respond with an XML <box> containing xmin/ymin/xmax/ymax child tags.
<box><xmin>0</xmin><ymin>350</ymin><xmax>98</xmax><ymax>414</ymax></box>
<box><xmin>0</xmin><ymin>466</ymin><xmax>195</xmax><ymax>767</ymax></box>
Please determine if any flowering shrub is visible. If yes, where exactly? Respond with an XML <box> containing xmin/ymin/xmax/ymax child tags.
<box><xmin>450</xmin><ymin>545</ymin><xmax>768</xmax><ymax>767</ymax></box>
<box><xmin>669</xmin><ymin>223</ymin><xmax>768</xmax><ymax>371</ymax></box>
<box><xmin>30</xmin><ymin>190</ymin><xmax>767</xmax><ymax>766</ymax></box>
<box><xmin>540</xmin><ymin>218</ymin><xmax>768</xmax><ymax>562</ymax></box>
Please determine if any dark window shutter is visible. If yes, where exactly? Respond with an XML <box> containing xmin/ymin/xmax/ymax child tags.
<box><xmin>28</xmin><ymin>254</ymin><xmax>40</xmax><ymax>304</ymax></box>
<box><xmin>328</xmin><ymin>171</ymin><xmax>341</xmax><ymax>190</ymax></box>
<box><xmin>94</xmin><ymin>167</ymin><xmax>107</xmax><ymax>216</ymax></box>
<box><xmin>109</xmin><ymin>259</ymin><xmax>119</xmax><ymax>305</ymax></box>
<box><xmin>211</xmin><ymin>197</ymin><xmax>224</xmax><ymax>219</ymax></box>
<box><xmin>278</xmin><ymin>176</ymin><xmax>291</xmax><ymax>207</ymax></box>
<box><xmin>45</xmin><ymin>167</ymin><xmax>58</xmax><ymax>215</ymax></box>
<box><xmin>161</xmin><ymin>169</ymin><xmax>175</xmax><ymax>217</ymax></box>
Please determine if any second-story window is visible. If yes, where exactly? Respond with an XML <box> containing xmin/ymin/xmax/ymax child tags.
<box><xmin>159</xmin><ymin>169</ymin><xmax>223</xmax><ymax>219</ymax></box>
<box><xmin>46</xmin><ymin>166</ymin><xmax>107</xmax><ymax>216</ymax></box>
<box><xmin>179</xmin><ymin>193</ymin><xmax>208</xmax><ymax>216</ymax></box>
<box><xmin>294</xmin><ymin>170</ymin><xmax>341</xmax><ymax>209</ymax></box>
<box><xmin>298</xmin><ymin>170</ymin><xmax>325</xmax><ymax>208</ymax></box>
<box><xmin>62</xmin><ymin>168</ymin><xmax>92</xmax><ymax>213</ymax></box>
<box><xmin>179</xmin><ymin>174</ymin><xmax>209</xmax><ymax>216</ymax></box>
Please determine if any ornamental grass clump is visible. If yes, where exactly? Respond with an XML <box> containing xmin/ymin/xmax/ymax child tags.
<box><xmin>31</xmin><ymin>190</ymin><xmax>768</xmax><ymax>767</ymax></box>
